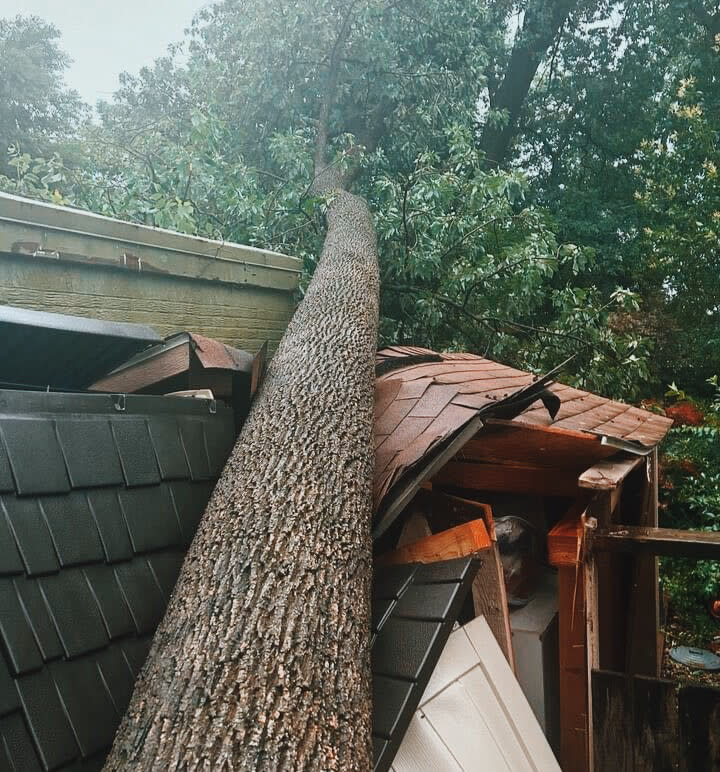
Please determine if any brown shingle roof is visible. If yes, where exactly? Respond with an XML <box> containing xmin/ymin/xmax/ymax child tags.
<box><xmin>373</xmin><ymin>346</ymin><xmax>672</xmax><ymax>530</ymax></box>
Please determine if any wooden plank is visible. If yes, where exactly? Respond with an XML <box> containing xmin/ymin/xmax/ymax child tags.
<box><xmin>583</xmin><ymin>517</ymin><xmax>598</xmax><ymax>772</ymax></box>
<box><xmin>434</xmin><ymin>460</ymin><xmax>580</xmax><ymax>497</ymax></box>
<box><xmin>557</xmin><ymin>565</ymin><xmax>589</xmax><ymax>772</ymax></box>
<box><xmin>458</xmin><ymin>419</ymin><xmax>615</xmax><ymax>471</ymax></box>
<box><xmin>429</xmin><ymin>491</ymin><xmax>493</xmax><ymax>538</ymax></box>
<box><xmin>632</xmin><ymin>675</ymin><xmax>684</xmax><ymax>771</ymax></box>
<box><xmin>578</xmin><ymin>454</ymin><xmax>643</xmax><ymax>491</ymax></box>
<box><xmin>678</xmin><ymin>684</ymin><xmax>720</xmax><ymax>771</ymax></box>
<box><xmin>471</xmin><ymin>544</ymin><xmax>515</xmax><ymax>670</ymax></box>
<box><xmin>625</xmin><ymin>449</ymin><xmax>660</xmax><ymax>677</ymax></box>
<box><xmin>547</xmin><ymin>496</ymin><xmax>592</xmax><ymax>567</ymax></box>
<box><xmin>376</xmin><ymin>518</ymin><xmax>491</xmax><ymax>566</ymax></box>
<box><xmin>593</xmin><ymin>525</ymin><xmax>720</xmax><ymax>560</ymax></box>
<box><xmin>91</xmin><ymin>342</ymin><xmax>190</xmax><ymax>393</ymax></box>
<box><xmin>591</xmin><ymin>670</ymin><xmax>631</xmax><ymax>772</ymax></box>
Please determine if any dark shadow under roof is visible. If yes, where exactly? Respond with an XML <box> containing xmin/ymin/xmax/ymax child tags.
<box><xmin>0</xmin><ymin>305</ymin><xmax>161</xmax><ymax>391</ymax></box>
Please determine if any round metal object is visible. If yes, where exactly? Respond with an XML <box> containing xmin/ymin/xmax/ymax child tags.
<box><xmin>669</xmin><ymin>645</ymin><xmax>720</xmax><ymax>671</ymax></box>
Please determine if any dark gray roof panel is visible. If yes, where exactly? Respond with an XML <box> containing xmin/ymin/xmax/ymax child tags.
<box><xmin>146</xmin><ymin>552</ymin><xmax>184</xmax><ymax>602</ymax></box>
<box><xmin>372</xmin><ymin>618</ymin><xmax>442</xmax><ymax>681</ymax></box>
<box><xmin>169</xmin><ymin>481</ymin><xmax>215</xmax><ymax>541</ymax></box>
<box><xmin>50</xmin><ymin>658</ymin><xmax>119</xmax><ymax>758</ymax></box>
<box><xmin>179</xmin><ymin>419</ymin><xmax>212</xmax><ymax>481</ymax></box>
<box><xmin>83</xmin><ymin>566</ymin><xmax>134</xmax><ymax>641</ymax></box>
<box><xmin>0</xmin><ymin>419</ymin><xmax>70</xmax><ymax>496</ymax></box>
<box><xmin>86</xmin><ymin>490</ymin><xmax>133</xmax><ymax>564</ymax></box>
<box><xmin>205</xmin><ymin>420</ymin><xmax>236</xmax><ymax>477</ymax></box>
<box><xmin>119</xmin><ymin>636</ymin><xmax>153</xmax><ymax>680</ymax></box>
<box><xmin>147</xmin><ymin>418</ymin><xmax>190</xmax><ymax>481</ymax></box>
<box><xmin>0</xmin><ymin>654</ymin><xmax>20</xmax><ymax>716</ymax></box>
<box><xmin>119</xmin><ymin>485</ymin><xmax>182</xmax><ymax>554</ymax></box>
<box><xmin>15</xmin><ymin>668</ymin><xmax>79</xmax><ymax>769</ymax></box>
<box><xmin>372</xmin><ymin>564</ymin><xmax>417</xmax><ymax>601</ymax></box>
<box><xmin>111</xmin><ymin>419</ymin><xmax>160</xmax><ymax>488</ymax></box>
<box><xmin>13</xmin><ymin>577</ymin><xmax>63</xmax><ymax>662</ymax></box>
<box><xmin>38</xmin><ymin>494</ymin><xmax>104</xmax><ymax>568</ymax></box>
<box><xmin>113</xmin><ymin>561</ymin><xmax>166</xmax><ymax>636</ymax></box>
<box><xmin>0</xmin><ymin>712</ymin><xmax>43</xmax><ymax>772</ymax></box>
<box><xmin>0</xmin><ymin>579</ymin><xmax>44</xmax><ymax>675</ymax></box>
<box><xmin>0</xmin><ymin>387</ymin><xmax>235</xmax><ymax>770</ymax></box>
<box><xmin>0</xmin><ymin>507</ymin><xmax>24</xmax><ymax>576</ymax></box>
<box><xmin>371</xmin><ymin>557</ymin><xmax>479</xmax><ymax>772</ymax></box>
<box><xmin>56</xmin><ymin>420</ymin><xmax>124</xmax><ymax>489</ymax></box>
<box><xmin>2</xmin><ymin>497</ymin><xmax>59</xmax><ymax>577</ymax></box>
<box><xmin>39</xmin><ymin>571</ymin><xmax>108</xmax><ymax>659</ymax></box>
<box><xmin>0</xmin><ymin>437</ymin><xmax>14</xmax><ymax>493</ymax></box>
<box><xmin>94</xmin><ymin>647</ymin><xmax>134</xmax><ymax>719</ymax></box>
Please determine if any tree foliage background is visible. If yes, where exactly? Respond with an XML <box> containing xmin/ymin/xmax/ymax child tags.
<box><xmin>2</xmin><ymin>1</ymin><xmax>720</xmax><ymax>634</ymax></box>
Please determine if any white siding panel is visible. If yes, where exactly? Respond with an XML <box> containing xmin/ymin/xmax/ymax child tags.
<box><xmin>459</xmin><ymin>666</ymin><xmax>531</xmax><ymax>771</ymax></box>
<box><xmin>463</xmin><ymin>617</ymin><xmax>561</xmax><ymax>772</ymax></box>
<box><xmin>421</xmin><ymin>681</ymin><xmax>511</xmax><ymax>772</ymax></box>
<box><xmin>419</xmin><ymin>624</ymin><xmax>478</xmax><ymax>706</ymax></box>
<box><xmin>392</xmin><ymin>712</ymin><xmax>463</xmax><ymax>772</ymax></box>
<box><xmin>394</xmin><ymin>616</ymin><xmax>561</xmax><ymax>772</ymax></box>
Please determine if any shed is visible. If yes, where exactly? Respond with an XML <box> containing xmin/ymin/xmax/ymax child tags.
<box><xmin>371</xmin><ymin>345</ymin><xmax>675</xmax><ymax>771</ymax></box>
<box><xmin>0</xmin><ymin>192</ymin><xmax>301</xmax><ymax>353</ymax></box>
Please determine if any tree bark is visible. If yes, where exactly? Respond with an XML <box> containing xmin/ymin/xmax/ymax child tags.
<box><xmin>103</xmin><ymin>177</ymin><xmax>379</xmax><ymax>769</ymax></box>
<box><xmin>479</xmin><ymin>0</ymin><xmax>578</xmax><ymax>168</ymax></box>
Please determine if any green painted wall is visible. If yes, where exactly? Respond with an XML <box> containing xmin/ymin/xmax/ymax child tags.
<box><xmin>0</xmin><ymin>254</ymin><xmax>295</xmax><ymax>353</ymax></box>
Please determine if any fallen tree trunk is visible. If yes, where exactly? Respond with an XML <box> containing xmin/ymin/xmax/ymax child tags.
<box><xmin>103</xmin><ymin>176</ymin><xmax>379</xmax><ymax>769</ymax></box>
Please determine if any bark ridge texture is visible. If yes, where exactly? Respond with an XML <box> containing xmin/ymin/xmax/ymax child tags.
<box><xmin>103</xmin><ymin>187</ymin><xmax>379</xmax><ymax>771</ymax></box>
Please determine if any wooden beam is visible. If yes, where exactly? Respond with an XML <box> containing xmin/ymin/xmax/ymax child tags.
<box><xmin>547</xmin><ymin>495</ymin><xmax>592</xmax><ymax>567</ymax></box>
<box><xmin>434</xmin><ymin>460</ymin><xmax>580</xmax><ymax>497</ymax></box>
<box><xmin>557</xmin><ymin>564</ymin><xmax>590</xmax><ymax>772</ymax></box>
<box><xmin>594</xmin><ymin>525</ymin><xmax>720</xmax><ymax>561</ymax></box>
<box><xmin>460</xmin><ymin>418</ymin><xmax>616</xmax><ymax>471</ymax></box>
<box><xmin>583</xmin><ymin>516</ymin><xmax>599</xmax><ymax>772</ymax></box>
<box><xmin>375</xmin><ymin>518</ymin><xmax>491</xmax><ymax>566</ymax></box>
<box><xmin>471</xmin><ymin>543</ymin><xmax>515</xmax><ymax>671</ymax></box>
<box><xmin>430</xmin><ymin>491</ymin><xmax>494</xmax><ymax>537</ymax></box>
<box><xmin>578</xmin><ymin>454</ymin><xmax>643</xmax><ymax>491</ymax></box>
<box><xmin>626</xmin><ymin>449</ymin><xmax>661</xmax><ymax>678</ymax></box>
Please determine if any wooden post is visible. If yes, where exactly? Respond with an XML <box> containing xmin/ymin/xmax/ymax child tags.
<box><xmin>549</xmin><ymin>508</ymin><xmax>590</xmax><ymax>772</ymax></box>
<box><xmin>625</xmin><ymin>450</ymin><xmax>660</xmax><ymax>677</ymax></box>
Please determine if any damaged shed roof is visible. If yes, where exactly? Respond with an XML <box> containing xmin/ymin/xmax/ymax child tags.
<box><xmin>374</xmin><ymin>346</ymin><xmax>672</xmax><ymax>536</ymax></box>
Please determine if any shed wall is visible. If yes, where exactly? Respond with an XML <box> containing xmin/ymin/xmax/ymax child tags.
<box><xmin>0</xmin><ymin>254</ymin><xmax>294</xmax><ymax>353</ymax></box>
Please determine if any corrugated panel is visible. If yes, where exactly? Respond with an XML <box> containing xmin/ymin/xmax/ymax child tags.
<box><xmin>0</xmin><ymin>389</ymin><xmax>235</xmax><ymax>771</ymax></box>
<box><xmin>392</xmin><ymin>615</ymin><xmax>561</xmax><ymax>772</ymax></box>
<box><xmin>371</xmin><ymin>557</ymin><xmax>479</xmax><ymax>772</ymax></box>
<box><xmin>373</xmin><ymin>348</ymin><xmax>673</xmax><ymax>521</ymax></box>
<box><xmin>0</xmin><ymin>305</ymin><xmax>161</xmax><ymax>390</ymax></box>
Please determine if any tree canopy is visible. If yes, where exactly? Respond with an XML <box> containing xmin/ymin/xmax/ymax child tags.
<box><xmin>0</xmin><ymin>15</ymin><xmax>85</xmax><ymax>173</ymax></box>
<box><xmin>2</xmin><ymin>0</ymin><xmax>719</xmax><ymax>399</ymax></box>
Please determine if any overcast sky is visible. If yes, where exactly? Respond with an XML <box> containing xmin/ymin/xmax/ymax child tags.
<box><xmin>4</xmin><ymin>0</ymin><xmax>211</xmax><ymax>105</ymax></box>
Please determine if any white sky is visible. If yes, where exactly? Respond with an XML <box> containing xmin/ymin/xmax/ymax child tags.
<box><xmin>3</xmin><ymin>0</ymin><xmax>211</xmax><ymax>105</ymax></box>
